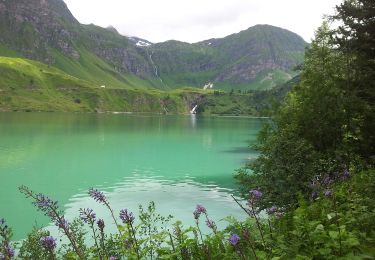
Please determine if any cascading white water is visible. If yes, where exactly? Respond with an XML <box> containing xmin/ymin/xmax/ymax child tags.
<box><xmin>190</xmin><ymin>105</ymin><xmax>198</xmax><ymax>114</ymax></box>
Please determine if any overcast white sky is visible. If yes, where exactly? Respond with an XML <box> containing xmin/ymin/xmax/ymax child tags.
<box><xmin>63</xmin><ymin>0</ymin><xmax>342</xmax><ymax>43</ymax></box>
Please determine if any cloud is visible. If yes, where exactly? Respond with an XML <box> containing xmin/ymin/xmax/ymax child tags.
<box><xmin>63</xmin><ymin>0</ymin><xmax>342</xmax><ymax>43</ymax></box>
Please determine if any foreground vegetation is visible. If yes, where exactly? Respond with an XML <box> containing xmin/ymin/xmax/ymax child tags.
<box><xmin>0</xmin><ymin>168</ymin><xmax>374</xmax><ymax>259</ymax></box>
<box><xmin>1</xmin><ymin>0</ymin><xmax>374</xmax><ymax>259</ymax></box>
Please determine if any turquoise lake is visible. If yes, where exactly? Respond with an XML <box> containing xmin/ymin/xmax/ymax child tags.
<box><xmin>0</xmin><ymin>113</ymin><xmax>264</xmax><ymax>240</ymax></box>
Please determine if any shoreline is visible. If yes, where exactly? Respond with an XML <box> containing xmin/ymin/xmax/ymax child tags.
<box><xmin>0</xmin><ymin>110</ymin><xmax>270</xmax><ymax>119</ymax></box>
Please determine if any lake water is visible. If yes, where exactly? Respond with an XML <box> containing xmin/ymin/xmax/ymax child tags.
<box><xmin>0</xmin><ymin>113</ymin><xmax>264</xmax><ymax>240</ymax></box>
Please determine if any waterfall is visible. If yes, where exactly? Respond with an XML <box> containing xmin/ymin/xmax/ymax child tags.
<box><xmin>147</xmin><ymin>49</ymin><xmax>167</xmax><ymax>88</ymax></box>
<box><xmin>190</xmin><ymin>105</ymin><xmax>198</xmax><ymax>114</ymax></box>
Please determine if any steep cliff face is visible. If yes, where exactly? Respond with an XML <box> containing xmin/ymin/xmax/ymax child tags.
<box><xmin>0</xmin><ymin>0</ymin><xmax>79</xmax><ymax>61</ymax></box>
<box><xmin>0</xmin><ymin>0</ymin><xmax>307</xmax><ymax>90</ymax></box>
<box><xmin>0</xmin><ymin>0</ymin><xmax>153</xmax><ymax>78</ymax></box>
<box><xmin>78</xmin><ymin>24</ymin><xmax>154</xmax><ymax>78</ymax></box>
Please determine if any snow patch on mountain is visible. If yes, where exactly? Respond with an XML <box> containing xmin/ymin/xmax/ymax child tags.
<box><xmin>128</xmin><ymin>37</ymin><xmax>153</xmax><ymax>47</ymax></box>
<box><xmin>136</xmin><ymin>40</ymin><xmax>151</xmax><ymax>47</ymax></box>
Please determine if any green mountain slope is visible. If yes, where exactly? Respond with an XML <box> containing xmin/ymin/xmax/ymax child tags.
<box><xmin>0</xmin><ymin>0</ymin><xmax>306</xmax><ymax>92</ymax></box>
<box><xmin>152</xmin><ymin>25</ymin><xmax>305</xmax><ymax>90</ymax></box>
<box><xmin>0</xmin><ymin>56</ymin><xmax>261</xmax><ymax>114</ymax></box>
<box><xmin>0</xmin><ymin>56</ymin><xmax>182</xmax><ymax>112</ymax></box>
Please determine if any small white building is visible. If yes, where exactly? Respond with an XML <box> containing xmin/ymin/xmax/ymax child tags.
<box><xmin>203</xmin><ymin>82</ymin><xmax>214</xmax><ymax>90</ymax></box>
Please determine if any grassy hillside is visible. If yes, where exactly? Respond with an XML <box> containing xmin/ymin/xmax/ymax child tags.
<box><xmin>0</xmin><ymin>56</ymin><xmax>261</xmax><ymax>115</ymax></box>
<box><xmin>0</xmin><ymin>56</ymin><xmax>171</xmax><ymax>112</ymax></box>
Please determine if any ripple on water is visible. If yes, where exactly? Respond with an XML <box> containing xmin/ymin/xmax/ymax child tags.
<box><xmin>48</xmin><ymin>175</ymin><xmax>246</xmax><ymax>239</ymax></box>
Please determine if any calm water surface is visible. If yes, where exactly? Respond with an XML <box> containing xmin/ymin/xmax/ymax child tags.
<box><xmin>0</xmin><ymin>113</ymin><xmax>264</xmax><ymax>239</ymax></box>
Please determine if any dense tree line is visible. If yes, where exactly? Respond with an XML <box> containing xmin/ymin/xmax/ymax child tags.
<box><xmin>236</xmin><ymin>0</ymin><xmax>375</xmax><ymax>210</ymax></box>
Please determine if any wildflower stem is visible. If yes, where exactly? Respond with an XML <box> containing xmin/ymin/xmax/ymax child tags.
<box><xmin>267</xmin><ymin>219</ymin><xmax>273</xmax><ymax>240</ymax></box>
<box><xmin>249</xmin><ymin>201</ymin><xmax>266</xmax><ymax>246</ymax></box>
<box><xmin>19</xmin><ymin>186</ymin><xmax>85</xmax><ymax>260</ymax></box>
<box><xmin>231</xmin><ymin>195</ymin><xmax>252</xmax><ymax>217</ymax></box>
<box><xmin>249</xmin><ymin>243</ymin><xmax>259</xmax><ymax>260</ymax></box>
<box><xmin>238</xmin><ymin>247</ymin><xmax>246</xmax><ymax>260</ymax></box>
<box><xmin>231</xmin><ymin>195</ymin><xmax>266</xmax><ymax>247</ymax></box>
<box><xmin>241</xmin><ymin>225</ymin><xmax>259</xmax><ymax>260</ymax></box>
<box><xmin>129</xmin><ymin>222</ymin><xmax>140</xmax><ymax>260</ymax></box>
<box><xmin>89</xmin><ymin>222</ymin><xmax>102</xmax><ymax>260</ymax></box>
<box><xmin>332</xmin><ymin>193</ymin><xmax>342</xmax><ymax>256</ymax></box>
<box><xmin>99</xmin><ymin>229</ymin><xmax>107</xmax><ymax>258</ymax></box>
<box><xmin>195</xmin><ymin>221</ymin><xmax>204</xmax><ymax>244</ymax></box>
<box><xmin>203</xmin><ymin>213</ymin><xmax>225</xmax><ymax>253</ymax></box>
<box><xmin>168</xmin><ymin>231</ymin><xmax>176</xmax><ymax>253</ymax></box>
<box><xmin>108</xmin><ymin>206</ymin><xmax>122</xmax><ymax>236</ymax></box>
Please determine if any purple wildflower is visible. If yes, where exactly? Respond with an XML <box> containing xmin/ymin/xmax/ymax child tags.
<box><xmin>88</xmin><ymin>188</ymin><xmax>107</xmax><ymax>204</ymax></box>
<box><xmin>249</xmin><ymin>189</ymin><xmax>262</xmax><ymax>200</ymax></box>
<box><xmin>97</xmin><ymin>219</ymin><xmax>105</xmax><ymax>233</ymax></box>
<box><xmin>266</xmin><ymin>206</ymin><xmax>278</xmax><ymax>215</ymax></box>
<box><xmin>19</xmin><ymin>187</ymin><xmax>64</xmax><ymax>229</ymax></box>
<box><xmin>124</xmin><ymin>238</ymin><xmax>133</xmax><ymax>249</ymax></box>
<box><xmin>40</xmin><ymin>236</ymin><xmax>57</xmax><ymax>251</ymax></box>
<box><xmin>196</xmin><ymin>204</ymin><xmax>206</xmax><ymax>214</ymax></box>
<box><xmin>229</xmin><ymin>234</ymin><xmax>240</xmax><ymax>246</ymax></box>
<box><xmin>55</xmin><ymin>216</ymin><xmax>69</xmax><ymax>229</ymax></box>
<box><xmin>119</xmin><ymin>209</ymin><xmax>135</xmax><ymax>225</ymax></box>
<box><xmin>3</xmin><ymin>244</ymin><xmax>15</xmax><ymax>258</ymax></box>
<box><xmin>322</xmin><ymin>175</ymin><xmax>333</xmax><ymax>186</ymax></box>
<box><xmin>324</xmin><ymin>189</ymin><xmax>332</xmax><ymax>197</ymax></box>
<box><xmin>30</xmin><ymin>192</ymin><xmax>61</xmax><ymax>221</ymax></box>
<box><xmin>342</xmin><ymin>169</ymin><xmax>350</xmax><ymax>179</ymax></box>
<box><xmin>34</xmin><ymin>193</ymin><xmax>56</xmax><ymax>208</ymax></box>
<box><xmin>193</xmin><ymin>204</ymin><xmax>206</xmax><ymax>219</ymax></box>
<box><xmin>109</xmin><ymin>256</ymin><xmax>116</xmax><ymax>260</ymax></box>
<box><xmin>79</xmin><ymin>208</ymin><xmax>96</xmax><ymax>224</ymax></box>
<box><xmin>205</xmin><ymin>219</ymin><xmax>217</xmax><ymax>230</ymax></box>
<box><xmin>311</xmin><ymin>191</ymin><xmax>318</xmax><ymax>200</ymax></box>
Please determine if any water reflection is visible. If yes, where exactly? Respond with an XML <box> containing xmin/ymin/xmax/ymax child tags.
<box><xmin>190</xmin><ymin>114</ymin><xmax>197</xmax><ymax>128</ymax></box>
<box><xmin>45</xmin><ymin>175</ymin><xmax>247</xmax><ymax>238</ymax></box>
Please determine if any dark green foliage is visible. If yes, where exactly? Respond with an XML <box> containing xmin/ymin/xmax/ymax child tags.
<box><xmin>252</xmin><ymin>74</ymin><xmax>301</xmax><ymax>116</ymax></box>
<box><xmin>233</xmin><ymin>0</ymin><xmax>375</xmax><ymax>258</ymax></box>
<box><xmin>235</xmin><ymin>23</ymin><xmax>348</xmax><ymax>209</ymax></box>
<box><xmin>268</xmin><ymin>170</ymin><xmax>375</xmax><ymax>259</ymax></box>
<box><xmin>332</xmin><ymin>0</ymin><xmax>375</xmax><ymax>158</ymax></box>
<box><xmin>235</xmin><ymin>16</ymin><xmax>375</xmax><ymax>209</ymax></box>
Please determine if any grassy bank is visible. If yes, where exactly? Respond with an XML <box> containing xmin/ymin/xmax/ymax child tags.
<box><xmin>0</xmin><ymin>56</ymin><xmax>261</xmax><ymax>115</ymax></box>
